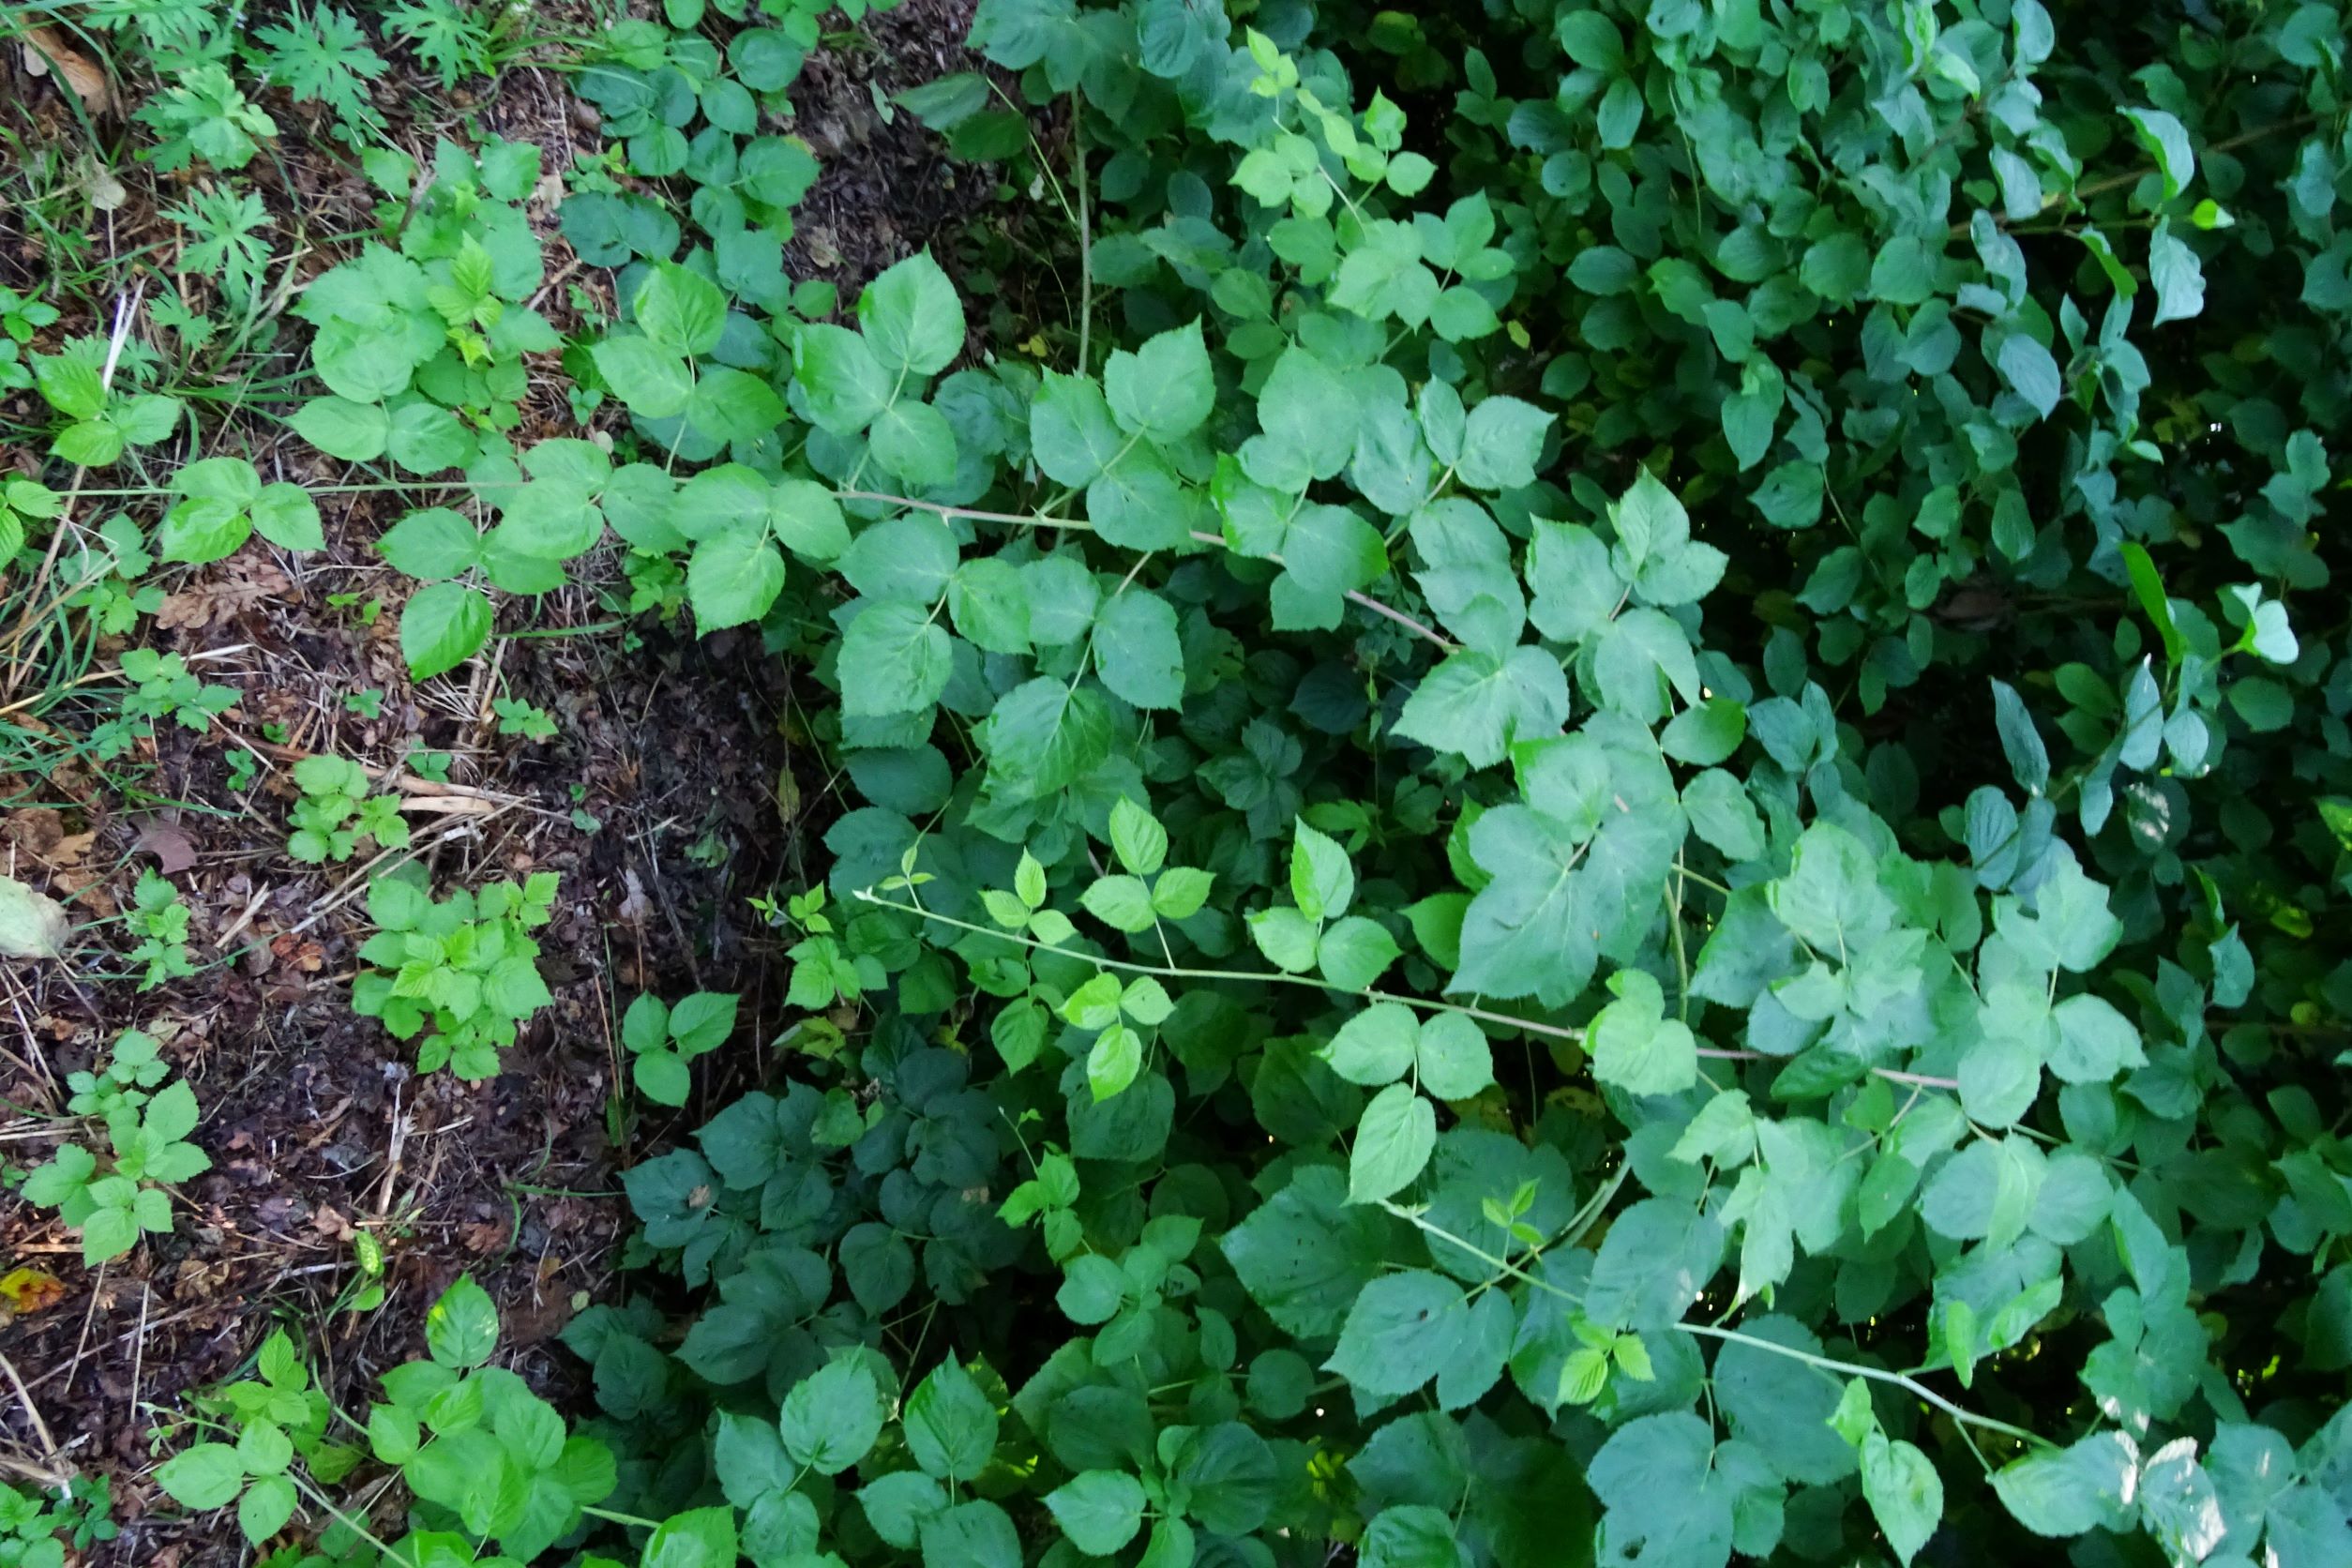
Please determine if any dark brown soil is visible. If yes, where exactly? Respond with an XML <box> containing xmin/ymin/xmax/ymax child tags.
<box><xmin>0</xmin><ymin>0</ymin><xmax>985</xmax><ymax>1557</ymax></box>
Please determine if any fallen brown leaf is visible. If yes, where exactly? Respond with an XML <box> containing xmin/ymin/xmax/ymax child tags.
<box><xmin>19</xmin><ymin>25</ymin><xmax>111</xmax><ymax>114</ymax></box>
<box><xmin>135</xmin><ymin>817</ymin><xmax>201</xmax><ymax>873</ymax></box>
<box><xmin>157</xmin><ymin>562</ymin><xmax>290</xmax><ymax>630</ymax></box>
<box><xmin>0</xmin><ymin>1267</ymin><xmax>68</xmax><ymax>1315</ymax></box>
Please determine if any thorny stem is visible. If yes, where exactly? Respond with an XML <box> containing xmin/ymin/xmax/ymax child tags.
<box><xmin>1380</xmin><ymin>1202</ymin><xmax>2054</xmax><ymax>1451</ymax></box>
<box><xmin>826</xmin><ymin>488</ymin><xmax>1457</xmax><ymax>651</ymax></box>
<box><xmin>855</xmin><ymin>887</ymin><xmax>1582</xmax><ymax>1040</ymax></box>
<box><xmin>858</xmin><ymin>890</ymin><xmax>1964</xmax><ymax>1093</ymax></box>
<box><xmin>1949</xmin><ymin>113</ymin><xmax>2320</xmax><ymax>238</ymax></box>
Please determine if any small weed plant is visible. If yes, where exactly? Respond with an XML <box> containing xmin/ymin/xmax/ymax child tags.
<box><xmin>286</xmin><ymin>754</ymin><xmax>409</xmax><ymax>865</ymax></box>
<box><xmin>352</xmin><ymin>868</ymin><xmax>558</xmax><ymax>1078</ymax></box>
<box><xmin>122</xmin><ymin>873</ymin><xmax>200</xmax><ymax>988</ymax></box>
<box><xmin>620</xmin><ymin>989</ymin><xmax>740</xmax><ymax>1106</ymax></box>
<box><xmin>23</xmin><ymin>1076</ymin><xmax>207</xmax><ymax>1265</ymax></box>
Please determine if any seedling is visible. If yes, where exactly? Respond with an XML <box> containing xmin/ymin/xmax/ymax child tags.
<box><xmin>620</xmin><ymin>990</ymin><xmax>739</xmax><ymax>1106</ymax></box>
<box><xmin>22</xmin><ymin>1079</ymin><xmax>209</xmax><ymax>1264</ymax></box>
<box><xmin>494</xmin><ymin>696</ymin><xmax>556</xmax><ymax>739</ymax></box>
<box><xmin>67</xmin><ymin>1028</ymin><xmax>171</xmax><ymax>1118</ymax></box>
<box><xmin>352</xmin><ymin>868</ymin><xmax>558</xmax><ymax>1078</ymax></box>
<box><xmin>91</xmin><ymin>652</ymin><xmax>238</xmax><ymax>761</ymax></box>
<box><xmin>124</xmin><ymin>873</ymin><xmax>200</xmax><ymax>988</ymax></box>
<box><xmin>286</xmin><ymin>755</ymin><xmax>409</xmax><ymax>864</ymax></box>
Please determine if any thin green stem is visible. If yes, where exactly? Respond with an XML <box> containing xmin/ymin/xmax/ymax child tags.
<box><xmin>1380</xmin><ymin>1202</ymin><xmax>2053</xmax><ymax>1450</ymax></box>
<box><xmin>1074</xmin><ymin>111</ymin><xmax>1093</xmax><ymax>377</ymax></box>
<box><xmin>854</xmin><ymin>886</ymin><xmax>1586</xmax><ymax>1042</ymax></box>
<box><xmin>825</xmin><ymin>489</ymin><xmax>1456</xmax><ymax>651</ymax></box>
<box><xmin>862</xmin><ymin>888</ymin><xmax>1965</xmax><ymax>1092</ymax></box>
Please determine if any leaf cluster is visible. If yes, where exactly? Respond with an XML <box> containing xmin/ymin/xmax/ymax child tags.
<box><xmin>351</xmin><ymin>868</ymin><xmax>559</xmax><ymax>1078</ymax></box>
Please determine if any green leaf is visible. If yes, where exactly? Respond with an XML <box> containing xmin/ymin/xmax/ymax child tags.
<box><xmin>1326</xmin><ymin>1270</ymin><xmax>1469</xmax><ymax>1398</ymax></box>
<box><xmin>1361</xmin><ymin>1504</ymin><xmax>1469</xmax><ymax>1568</ymax></box>
<box><xmin>860</xmin><ymin>251</ymin><xmax>965</xmax><ymax>376</ymax></box>
<box><xmin>1088</xmin><ymin>1022</ymin><xmax>1143</xmax><ymax>1100</ymax></box>
<box><xmin>155</xmin><ymin>1442</ymin><xmax>247</xmax><ymax>1510</ymax></box>
<box><xmin>1105</xmin><ymin>319</ymin><xmax>1214</xmax><ymax>443</ymax></box>
<box><xmin>794</xmin><ymin>324</ymin><xmax>894</xmax><ymax>434</ymax></box>
<box><xmin>1324</xmin><ymin>1003</ymin><xmax>1418</xmax><ymax>1086</ymax></box>
<box><xmin>1152</xmin><ymin>867</ymin><xmax>1214</xmax><ymax>920</ymax></box>
<box><xmin>387</xmin><ymin>402</ymin><xmax>475</xmax><ymax>475</ymax></box>
<box><xmin>1860</xmin><ymin>1433</ymin><xmax>1942</xmax><ymax>1563</ymax></box>
<box><xmin>53</xmin><ymin>419</ymin><xmax>124</xmax><ymax>468</ymax></box>
<box><xmin>1032</xmin><ymin>372</ymin><xmax>1125</xmax><ymax>487</ymax></box>
<box><xmin>666</xmin><ymin>992</ymin><xmax>737</xmax><ymax>1056</ymax></box>
<box><xmin>379</xmin><ymin>508</ymin><xmax>482</xmax><ymax>580</ymax></box>
<box><xmin>1556</xmin><ymin>11</ymin><xmax>1623</xmax><ymax>68</ymax></box>
<box><xmin>400</xmin><ymin>582</ymin><xmax>492</xmax><ymax>679</ymax></box>
<box><xmin>1989</xmin><ymin>680</ymin><xmax>2051</xmax><ymax>795</ymax></box>
<box><xmin>903</xmin><ymin>1358</ymin><xmax>998</xmax><ymax>1482</ymax></box>
<box><xmin>1586</xmin><ymin>1197</ymin><xmax>1724</xmax><ymax>1330</ymax></box>
<box><xmin>1057</xmin><ymin>1253</ymin><xmax>1125</xmax><ymax>1322</ymax></box>
<box><xmin>687</xmin><ymin>529</ymin><xmax>786</xmax><ymax>630</ymax></box>
<box><xmin>2148</xmin><ymin>219</ymin><xmax>2205</xmax><ymax>325</ymax></box>
<box><xmin>36</xmin><ymin>355</ymin><xmax>105</xmax><ymax>420</ymax></box>
<box><xmin>978</xmin><ymin>678</ymin><xmax>1116</xmax><ymax>803</ymax></box>
<box><xmin>1589</xmin><ymin>1413</ymin><xmax>1732</xmax><ymax>1565</ymax></box>
<box><xmin>1415</xmin><ymin>1014</ymin><xmax>1493</xmax><ymax>1099</ymax></box>
<box><xmin>772</xmin><ymin>479</ymin><xmax>851</xmax><ymax>562</ymax></box>
<box><xmin>1289</xmin><ymin>822</ymin><xmax>1355</xmax><ymax>922</ymax></box>
<box><xmin>1801</xmin><ymin>233</ymin><xmax>1871</xmax><ymax>302</ymax></box>
<box><xmin>643</xmin><ymin>1506</ymin><xmax>737</xmax><ymax>1568</ymax></box>
<box><xmin>1080</xmin><ymin>874</ymin><xmax>1156</xmax><ymax>932</ymax></box>
<box><xmin>1221</xmin><ymin>1167</ymin><xmax>1393</xmax><ymax>1338</ymax></box>
<box><xmin>1318</xmin><ymin>916</ymin><xmax>1401</xmax><ymax>989</ymax></box>
<box><xmin>1592</xmin><ymin>609</ymin><xmax>1702</xmax><ymax>724</ymax></box>
<box><xmin>1595</xmin><ymin>74</ymin><xmax>1643</xmax><ymax>149</ymax></box>
<box><xmin>1588</xmin><ymin>969</ymin><xmax>1697</xmax><ymax>1096</ymax></box>
<box><xmin>237</xmin><ymin>1475</ymin><xmax>297</xmax><ymax>1544</ymax></box>
<box><xmin>841</xmin><ymin>600</ymin><xmax>953</xmax><ymax>716</ymax></box>
<box><xmin>687</xmin><ymin>367</ymin><xmax>788</xmax><ymax>445</ymax></box>
<box><xmin>1395</xmin><ymin>647</ymin><xmax>1570</xmax><ymax>769</ymax></box>
<box><xmin>861</xmin><ymin>1471</ymin><xmax>948</xmax><ymax>1548</ymax></box>
<box><xmin>1108</xmin><ymin>797</ymin><xmax>1168</xmax><ymax>877</ymax></box>
<box><xmin>424</xmin><ymin>1275</ymin><xmax>498</xmax><ymax>1368</ymax></box>
<box><xmin>779</xmin><ymin>1359</ymin><xmax>884</xmax><ymax>1475</ymax></box>
<box><xmin>948</xmin><ymin>557</ymin><xmax>1033</xmax><ymax>654</ymax></box>
<box><xmin>1247</xmin><ymin>905</ymin><xmax>1320</xmax><ymax>973</ymax></box>
<box><xmin>590</xmin><ymin>335</ymin><xmax>694</xmax><ymax>420</ymax></box>
<box><xmin>635</xmin><ymin>262</ymin><xmax>728</xmax><ymax>356</ymax></box>
<box><xmin>1661</xmin><ymin>699</ymin><xmax>1746</xmax><ymax>765</ymax></box>
<box><xmin>869</xmin><ymin>400</ymin><xmax>961</xmax><ymax>489</ymax></box>
<box><xmin>157</xmin><ymin>496</ymin><xmax>249</xmax><ymax>564</ymax></box>
<box><xmin>1349</xmin><ymin>1082</ymin><xmax>1436</xmax><ymax>1203</ymax></box>
<box><xmin>2120</xmin><ymin>106</ymin><xmax>2195</xmax><ymax>200</ymax></box>
<box><xmin>292</xmin><ymin>396</ymin><xmax>391</xmax><ymax>460</ymax></box>
<box><xmin>1093</xmin><ymin>590</ymin><xmax>1184</xmax><ymax>709</ymax></box>
<box><xmin>1046</xmin><ymin>1470</ymin><xmax>1147</xmax><ymax>1556</ymax></box>
<box><xmin>633</xmin><ymin>1050</ymin><xmax>691</xmax><ymax>1106</ymax></box>
<box><xmin>840</xmin><ymin>513</ymin><xmax>958</xmax><ymax>602</ymax></box>
<box><xmin>1997</xmin><ymin>335</ymin><xmax>2063</xmax><ymax>418</ymax></box>
<box><xmin>1455</xmin><ymin>396</ymin><xmax>1551</xmax><ymax>490</ymax></box>
<box><xmin>1992</xmin><ymin>1434</ymin><xmax>2139</xmax><ymax>1537</ymax></box>
<box><xmin>920</xmin><ymin>1500</ymin><xmax>1020</xmax><ymax>1568</ymax></box>
<box><xmin>250</xmin><ymin>485</ymin><xmax>323</xmax><ymax>551</ymax></box>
